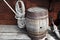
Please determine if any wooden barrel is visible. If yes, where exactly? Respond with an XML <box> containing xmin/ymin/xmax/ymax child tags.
<box><xmin>25</xmin><ymin>7</ymin><xmax>49</xmax><ymax>40</ymax></box>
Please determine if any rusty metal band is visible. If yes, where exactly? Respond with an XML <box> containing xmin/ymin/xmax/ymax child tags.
<box><xmin>27</xmin><ymin>30</ymin><xmax>48</xmax><ymax>39</ymax></box>
<box><xmin>26</xmin><ymin>15</ymin><xmax>48</xmax><ymax>20</ymax></box>
<box><xmin>26</xmin><ymin>11</ymin><xmax>48</xmax><ymax>19</ymax></box>
<box><xmin>27</xmin><ymin>30</ymin><xmax>47</xmax><ymax>36</ymax></box>
<box><xmin>28</xmin><ymin>31</ymin><xmax>47</xmax><ymax>39</ymax></box>
<box><xmin>26</xmin><ymin>11</ymin><xmax>48</xmax><ymax>17</ymax></box>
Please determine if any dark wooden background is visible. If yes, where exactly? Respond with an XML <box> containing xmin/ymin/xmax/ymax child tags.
<box><xmin>0</xmin><ymin>0</ymin><xmax>60</xmax><ymax>25</ymax></box>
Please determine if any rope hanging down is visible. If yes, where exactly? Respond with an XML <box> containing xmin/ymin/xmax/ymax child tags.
<box><xmin>3</xmin><ymin>0</ymin><xmax>25</xmax><ymax>28</ymax></box>
<box><xmin>15</xmin><ymin>0</ymin><xmax>25</xmax><ymax>28</ymax></box>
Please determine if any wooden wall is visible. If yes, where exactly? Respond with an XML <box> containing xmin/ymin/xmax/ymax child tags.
<box><xmin>0</xmin><ymin>0</ymin><xmax>17</xmax><ymax>25</ymax></box>
<box><xmin>0</xmin><ymin>0</ymin><xmax>60</xmax><ymax>25</ymax></box>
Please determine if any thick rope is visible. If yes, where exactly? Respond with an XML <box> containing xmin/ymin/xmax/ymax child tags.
<box><xmin>15</xmin><ymin>0</ymin><xmax>25</xmax><ymax>28</ymax></box>
<box><xmin>3</xmin><ymin>0</ymin><xmax>25</xmax><ymax>28</ymax></box>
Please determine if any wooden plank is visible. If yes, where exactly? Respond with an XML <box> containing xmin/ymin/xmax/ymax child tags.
<box><xmin>0</xmin><ymin>0</ymin><xmax>49</xmax><ymax>24</ymax></box>
<box><xmin>0</xmin><ymin>20</ymin><xmax>17</xmax><ymax>25</ymax></box>
<box><xmin>0</xmin><ymin>25</ymin><xmax>31</xmax><ymax>40</ymax></box>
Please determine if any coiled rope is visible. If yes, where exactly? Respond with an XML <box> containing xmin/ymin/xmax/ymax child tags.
<box><xmin>3</xmin><ymin>0</ymin><xmax>25</xmax><ymax>28</ymax></box>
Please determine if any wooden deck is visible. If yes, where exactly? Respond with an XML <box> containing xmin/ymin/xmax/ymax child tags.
<box><xmin>0</xmin><ymin>25</ymin><xmax>59</xmax><ymax>40</ymax></box>
<box><xmin>0</xmin><ymin>25</ymin><xmax>31</xmax><ymax>40</ymax></box>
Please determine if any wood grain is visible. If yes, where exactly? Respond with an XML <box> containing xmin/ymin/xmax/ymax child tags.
<box><xmin>0</xmin><ymin>0</ymin><xmax>59</xmax><ymax>25</ymax></box>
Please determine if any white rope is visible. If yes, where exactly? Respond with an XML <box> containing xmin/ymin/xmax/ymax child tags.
<box><xmin>15</xmin><ymin>0</ymin><xmax>25</xmax><ymax>28</ymax></box>
<box><xmin>15</xmin><ymin>0</ymin><xmax>25</xmax><ymax>19</ymax></box>
<box><xmin>3</xmin><ymin>0</ymin><xmax>25</xmax><ymax>28</ymax></box>
<box><xmin>52</xmin><ymin>20</ymin><xmax>60</xmax><ymax>38</ymax></box>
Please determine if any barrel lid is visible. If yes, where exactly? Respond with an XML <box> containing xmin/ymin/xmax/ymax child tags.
<box><xmin>27</xmin><ymin>7</ymin><xmax>48</xmax><ymax>13</ymax></box>
<box><xmin>26</xmin><ymin>7</ymin><xmax>48</xmax><ymax>19</ymax></box>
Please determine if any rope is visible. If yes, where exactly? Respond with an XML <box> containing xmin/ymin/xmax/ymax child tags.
<box><xmin>15</xmin><ymin>0</ymin><xmax>25</xmax><ymax>28</ymax></box>
<box><xmin>3</xmin><ymin>0</ymin><xmax>17</xmax><ymax>14</ymax></box>
<box><xmin>3</xmin><ymin>0</ymin><xmax>25</xmax><ymax>28</ymax></box>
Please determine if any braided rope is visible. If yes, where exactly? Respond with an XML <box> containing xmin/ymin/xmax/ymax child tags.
<box><xmin>3</xmin><ymin>0</ymin><xmax>25</xmax><ymax>28</ymax></box>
